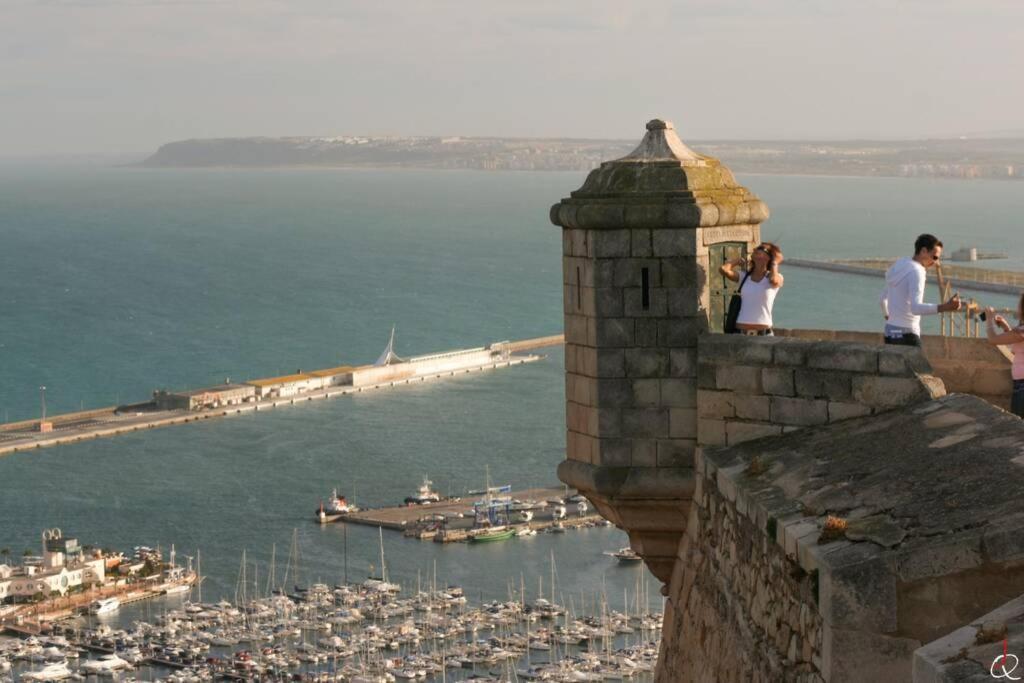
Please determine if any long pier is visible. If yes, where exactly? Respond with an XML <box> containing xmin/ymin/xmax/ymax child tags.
<box><xmin>787</xmin><ymin>258</ymin><xmax>1024</xmax><ymax>295</ymax></box>
<box><xmin>0</xmin><ymin>335</ymin><xmax>564</xmax><ymax>457</ymax></box>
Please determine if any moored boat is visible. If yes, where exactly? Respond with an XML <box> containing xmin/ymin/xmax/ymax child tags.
<box><xmin>87</xmin><ymin>598</ymin><xmax>120</xmax><ymax>615</ymax></box>
<box><xmin>316</xmin><ymin>488</ymin><xmax>359</xmax><ymax>524</ymax></box>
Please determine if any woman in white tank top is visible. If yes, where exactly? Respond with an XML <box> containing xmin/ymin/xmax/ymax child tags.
<box><xmin>719</xmin><ymin>242</ymin><xmax>784</xmax><ymax>335</ymax></box>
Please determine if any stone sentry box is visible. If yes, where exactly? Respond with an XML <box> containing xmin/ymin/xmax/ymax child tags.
<box><xmin>550</xmin><ymin>119</ymin><xmax>769</xmax><ymax>583</ymax></box>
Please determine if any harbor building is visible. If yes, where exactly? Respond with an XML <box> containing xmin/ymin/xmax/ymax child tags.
<box><xmin>550</xmin><ymin>118</ymin><xmax>1024</xmax><ymax>682</ymax></box>
<box><xmin>306</xmin><ymin>365</ymin><xmax>355</xmax><ymax>387</ymax></box>
<box><xmin>153</xmin><ymin>383</ymin><xmax>256</xmax><ymax>411</ymax></box>
<box><xmin>0</xmin><ymin>529</ymin><xmax>105</xmax><ymax>602</ymax></box>
<box><xmin>247</xmin><ymin>372</ymin><xmax>323</xmax><ymax>398</ymax></box>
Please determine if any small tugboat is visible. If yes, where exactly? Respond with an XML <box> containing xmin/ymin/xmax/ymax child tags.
<box><xmin>404</xmin><ymin>476</ymin><xmax>441</xmax><ymax>505</ymax></box>
<box><xmin>316</xmin><ymin>489</ymin><xmax>359</xmax><ymax>524</ymax></box>
<box><xmin>607</xmin><ymin>547</ymin><xmax>643</xmax><ymax>563</ymax></box>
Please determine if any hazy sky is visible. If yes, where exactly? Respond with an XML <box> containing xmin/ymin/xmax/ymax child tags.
<box><xmin>3</xmin><ymin>0</ymin><xmax>1023</xmax><ymax>156</ymax></box>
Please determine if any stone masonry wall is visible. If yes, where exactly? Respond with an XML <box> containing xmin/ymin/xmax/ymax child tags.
<box><xmin>697</xmin><ymin>334</ymin><xmax>946</xmax><ymax>448</ymax></box>
<box><xmin>658</xmin><ymin>446</ymin><xmax>825</xmax><ymax>683</ymax></box>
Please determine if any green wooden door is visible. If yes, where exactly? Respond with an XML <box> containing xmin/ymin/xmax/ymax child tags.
<box><xmin>707</xmin><ymin>242</ymin><xmax>748</xmax><ymax>333</ymax></box>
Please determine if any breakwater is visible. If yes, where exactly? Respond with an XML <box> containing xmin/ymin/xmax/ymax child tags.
<box><xmin>0</xmin><ymin>335</ymin><xmax>564</xmax><ymax>457</ymax></box>
<box><xmin>786</xmin><ymin>257</ymin><xmax>1024</xmax><ymax>294</ymax></box>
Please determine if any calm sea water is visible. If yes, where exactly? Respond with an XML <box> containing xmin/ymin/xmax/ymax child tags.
<box><xmin>0</xmin><ymin>167</ymin><xmax>1021</xmax><ymax>609</ymax></box>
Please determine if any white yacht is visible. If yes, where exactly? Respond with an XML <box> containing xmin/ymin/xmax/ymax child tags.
<box><xmin>88</xmin><ymin>597</ymin><xmax>120</xmax><ymax>615</ymax></box>
<box><xmin>404</xmin><ymin>476</ymin><xmax>441</xmax><ymax>505</ymax></box>
<box><xmin>80</xmin><ymin>653</ymin><xmax>131</xmax><ymax>675</ymax></box>
<box><xmin>22</xmin><ymin>661</ymin><xmax>72</xmax><ymax>681</ymax></box>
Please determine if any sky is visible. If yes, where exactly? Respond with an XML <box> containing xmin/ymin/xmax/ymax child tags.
<box><xmin>2</xmin><ymin>0</ymin><xmax>1023</xmax><ymax>156</ymax></box>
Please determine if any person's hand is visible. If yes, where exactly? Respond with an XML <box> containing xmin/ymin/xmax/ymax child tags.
<box><xmin>995</xmin><ymin>315</ymin><xmax>1012</xmax><ymax>332</ymax></box>
<box><xmin>940</xmin><ymin>294</ymin><xmax>963</xmax><ymax>312</ymax></box>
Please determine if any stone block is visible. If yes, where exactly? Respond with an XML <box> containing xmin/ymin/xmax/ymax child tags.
<box><xmin>595</xmin><ymin>349</ymin><xmax>625</xmax><ymax>378</ymax></box>
<box><xmin>625</xmin><ymin>348</ymin><xmax>669</xmax><ymax>378</ymax></box>
<box><xmin>733</xmin><ymin>394</ymin><xmax>772</xmax><ymax>421</ymax></box>
<box><xmin>630</xmin><ymin>438</ymin><xmax>658</xmax><ymax>466</ymax></box>
<box><xmin>726</xmin><ymin>420</ymin><xmax>783</xmax><ymax>445</ymax></box>
<box><xmin>973</xmin><ymin>367</ymin><xmax>1014</xmax><ymax>395</ymax></box>
<box><xmin>772</xmin><ymin>339</ymin><xmax>809</xmax><ymax>366</ymax></box>
<box><xmin>851</xmin><ymin>376</ymin><xmax>928</xmax><ymax>409</ymax></box>
<box><xmin>660</xmin><ymin>257</ymin><xmax>700</xmax><ymax>288</ymax></box>
<box><xmin>624</xmin><ymin>287</ymin><xmax>668</xmax><ymax>317</ymax></box>
<box><xmin>621</xmin><ymin>408</ymin><xmax>668</xmax><ymax>438</ymax></box>
<box><xmin>670</xmin><ymin>348</ymin><xmax>697</xmax><ymax>378</ymax></box>
<box><xmin>594</xmin><ymin>318</ymin><xmax>634</xmax><ymax>347</ymax></box>
<box><xmin>827</xmin><ymin>401</ymin><xmax>872</xmax><ymax>422</ymax></box>
<box><xmin>762</xmin><ymin>367</ymin><xmax>795</xmax><ymax>396</ymax></box>
<box><xmin>594</xmin><ymin>378</ymin><xmax>633</xmax><ymax>406</ymax></box>
<box><xmin>661</xmin><ymin>379</ymin><xmax>697</xmax><ymax>407</ymax></box>
<box><xmin>563</xmin><ymin>313</ymin><xmax>588</xmax><ymax>345</ymax></box>
<box><xmin>657</xmin><ymin>439</ymin><xmax>695</xmax><ymax>467</ymax></box>
<box><xmin>651</xmin><ymin>229</ymin><xmax>697</xmax><ymax>257</ymax></box>
<box><xmin>794</xmin><ymin>369</ymin><xmax>853</xmax><ymax>400</ymax></box>
<box><xmin>634</xmin><ymin>319</ymin><xmax>659</xmax><ymax>347</ymax></box>
<box><xmin>807</xmin><ymin>343</ymin><xmax>878</xmax><ymax>373</ymax></box>
<box><xmin>614</xmin><ymin>259</ymin><xmax>660</xmax><ymax>288</ymax></box>
<box><xmin>576</xmin><ymin>346</ymin><xmax>597</xmax><ymax>377</ymax></box>
<box><xmin>697</xmin><ymin>390</ymin><xmax>735</xmax><ymax>419</ymax></box>
<box><xmin>716</xmin><ymin>365</ymin><xmax>763</xmax><ymax>393</ymax></box>
<box><xmin>666</xmin><ymin>287</ymin><xmax>703</xmax><ymax>317</ymax></box>
<box><xmin>593</xmin><ymin>287</ymin><xmax>624</xmax><ymax>317</ymax></box>
<box><xmin>658</xmin><ymin>318</ymin><xmax>703</xmax><ymax>347</ymax></box>
<box><xmin>669</xmin><ymin>408</ymin><xmax>697</xmax><ymax>438</ymax></box>
<box><xmin>771</xmin><ymin>396</ymin><xmax>829</xmax><ymax>426</ymax></box>
<box><xmin>630</xmin><ymin>229</ymin><xmax>652</xmax><ymax>257</ymax></box>
<box><xmin>698</xmin><ymin>418</ymin><xmax>727</xmax><ymax>446</ymax></box>
<box><xmin>632</xmin><ymin>379</ymin><xmax>660</xmax><ymax>407</ymax></box>
<box><xmin>591</xmin><ymin>259</ymin><xmax>616</xmax><ymax>288</ymax></box>
<box><xmin>596</xmin><ymin>438</ymin><xmax>632</xmax><ymax>467</ymax></box>
<box><xmin>568</xmin><ymin>228</ymin><xmax>588</xmax><ymax>257</ymax></box>
<box><xmin>562</xmin><ymin>229</ymin><xmax>574</xmax><ymax>257</ymax></box>
<box><xmin>697</xmin><ymin>362</ymin><xmax>717</xmax><ymax>389</ymax></box>
<box><xmin>590</xmin><ymin>229</ymin><xmax>631</xmax><ymax>257</ymax></box>
<box><xmin>596</xmin><ymin>408</ymin><xmax>621</xmax><ymax>437</ymax></box>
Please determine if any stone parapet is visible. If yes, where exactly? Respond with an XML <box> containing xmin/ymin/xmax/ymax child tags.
<box><xmin>659</xmin><ymin>393</ymin><xmax>1024</xmax><ymax>682</ymax></box>
<box><xmin>697</xmin><ymin>334</ymin><xmax>946</xmax><ymax>448</ymax></box>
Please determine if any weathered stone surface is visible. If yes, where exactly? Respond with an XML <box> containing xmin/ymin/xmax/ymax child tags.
<box><xmin>762</xmin><ymin>367</ymin><xmax>796</xmax><ymax>396</ymax></box>
<box><xmin>845</xmin><ymin>515</ymin><xmax>907</xmax><ymax>548</ymax></box>
<box><xmin>852</xmin><ymin>375</ymin><xmax>934</xmax><ymax>409</ymax></box>
<box><xmin>770</xmin><ymin>396</ymin><xmax>829</xmax><ymax>426</ymax></box>
<box><xmin>807</xmin><ymin>343</ymin><xmax>878</xmax><ymax>373</ymax></box>
<box><xmin>794</xmin><ymin>369</ymin><xmax>853</xmax><ymax>400</ymax></box>
<box><xmin>625</xmin><ymin>348</ymin><xmax>670</xmax><ymax>378</ymax></box>
<box><xmin>716</xmin><ymin>365</ymin><xmax>763</xmax><ymax>393</ymax></box>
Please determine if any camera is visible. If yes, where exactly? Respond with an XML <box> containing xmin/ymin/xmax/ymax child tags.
<box><xmin>979</xmin><ymin>311</ymin><xmax>987</xmax><ymax>322</ymax></box>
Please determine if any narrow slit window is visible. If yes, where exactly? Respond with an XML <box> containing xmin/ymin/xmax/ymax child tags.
<box><xmin>576</xmin><ymin>267</ymin><xmax>582</xmax><ymax>310</ymax></box>
<box><xmin>641</xmin><ymin>267</ymin><xmax>650</xmax><ymax>310</ymax></box>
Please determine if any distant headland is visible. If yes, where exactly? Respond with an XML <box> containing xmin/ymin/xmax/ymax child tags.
<box><xmin>140</xmin><ymin>134</ymin><xmax>1024</xmax><ymax>180</ymax></box>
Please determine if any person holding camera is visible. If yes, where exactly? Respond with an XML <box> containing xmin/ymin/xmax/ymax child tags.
<box><xmin>983</xmin><ymin>293</ymin><xmax>1024</xmax><ymax>418</ymax></box>
<box><xmin>879</xmin><ymin>234</ymin><xmax>963</xmax><ymax>347</ymax></box>
<box><xmin>719</xmin><ymin>242</ymin><xmax>784</xmax><ymax>336</ymax></box>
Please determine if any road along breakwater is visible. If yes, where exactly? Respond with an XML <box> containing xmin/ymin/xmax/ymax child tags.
<box><xmin>0</xmin><ymin>334</ymin><xmax>565</xmax><ymax>457</ymax></box>
<box><xmin>786</xmin><ymin>257</ymin><xmax>1024</xmax><ymax>294</ymax></box>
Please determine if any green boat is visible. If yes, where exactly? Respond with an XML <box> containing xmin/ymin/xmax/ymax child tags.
<box><xmin>468</xmin><ymin>526</ymin><xmax>515</xmax><ymax>543</ymax></box>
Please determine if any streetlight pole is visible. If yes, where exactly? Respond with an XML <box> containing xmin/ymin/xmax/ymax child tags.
<box><xmin>39</xmin><ymin>386</ymin><xmax>47</xmax><ymax>422</ymax></box>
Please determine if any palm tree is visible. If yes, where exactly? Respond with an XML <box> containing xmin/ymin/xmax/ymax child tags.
<box><xmin>0</xmin><ymin>547</ymin><xmax>9</xmax><ymax>566</ymax></box>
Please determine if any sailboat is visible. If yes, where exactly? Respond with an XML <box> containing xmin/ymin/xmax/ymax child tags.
<box><xmin>468</xmin><ymin>465</ymin><xmax>514</xmax><ymax>543</ymax></box>
<box><xmin>362</xmin><ymin>527</ymin><xmax>400</xmax><ymax>593</ymax></box>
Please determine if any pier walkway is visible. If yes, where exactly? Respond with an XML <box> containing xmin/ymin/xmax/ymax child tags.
<box><xmin>0</xmin><ymin>335</ymin><xmax>564</xmax><ymax>457</ymax></box>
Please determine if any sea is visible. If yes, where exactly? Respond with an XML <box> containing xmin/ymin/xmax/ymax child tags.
<box><xmin>0</xmin><ymin>165</ymin><xmax>1022</xmax><ymax>619</ymax></box>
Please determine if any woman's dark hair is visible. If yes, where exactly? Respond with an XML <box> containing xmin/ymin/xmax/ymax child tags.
<box><xmin>751</xmin><ymin>242</ymin><xmax>783</xmax><ymax>270</ymax></box>
<box><xmin>914</xmin><ymin>234</ymin><xmax>943</xmax><ymax>255</ymax></box>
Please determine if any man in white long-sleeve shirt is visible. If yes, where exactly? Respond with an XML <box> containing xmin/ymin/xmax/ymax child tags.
<box><xmin>880</xmin><ymin>234</ymin><xmax>962</xmax><ymax>346</ymax></box>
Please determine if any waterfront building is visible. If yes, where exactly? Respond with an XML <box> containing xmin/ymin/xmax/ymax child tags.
<box><xmin>154</xmin><ymin>383</ymin><xmax>256</xmax><ymax>411</ymax></box>
<box><xmin>0</xmin><ymin>529</ymin><xmax>105</xmax><ymax>602</ymax></box>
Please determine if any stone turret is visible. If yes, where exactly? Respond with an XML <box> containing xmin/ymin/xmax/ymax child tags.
<box><xmin>550</xmin><ymin>119</ymin><xmax>769</xmax><ymax>584</ymax></box>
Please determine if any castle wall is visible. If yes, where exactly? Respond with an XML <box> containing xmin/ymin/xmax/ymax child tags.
<box><xmin>696</xmin><ymin>334</ymin><xmax>946</xmax><ymax>448</ymax></box>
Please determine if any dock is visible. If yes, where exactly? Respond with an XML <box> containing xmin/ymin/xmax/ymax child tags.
<box><xmin>341</xmin><ymin>486</ymin><xmax>607</xmax><ymax>541</ymax></box>
<box><xmin>0</xmin><ymin>334</ymin><xmax>565</xmax><ymax>457</ymax></box>
<box><xmin>787</xmin><ymin>258</ymin><xmax>1024</xmax><ymax>295</ymax></box>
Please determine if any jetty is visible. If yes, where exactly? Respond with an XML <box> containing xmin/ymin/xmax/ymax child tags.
<box><xmin>0</xmin><ymin>334</ymin><xmax>564</xmax><ymax>457</ymax></box>
<box><xmin>786</xmin><ymin>257</ymin><xmax>1024</xmax><ymax>295</ymax></box>
<box><xmin>339</xmin><ymin>485</ymin><xmax>606</xmax><ymax>541</ymax></box>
